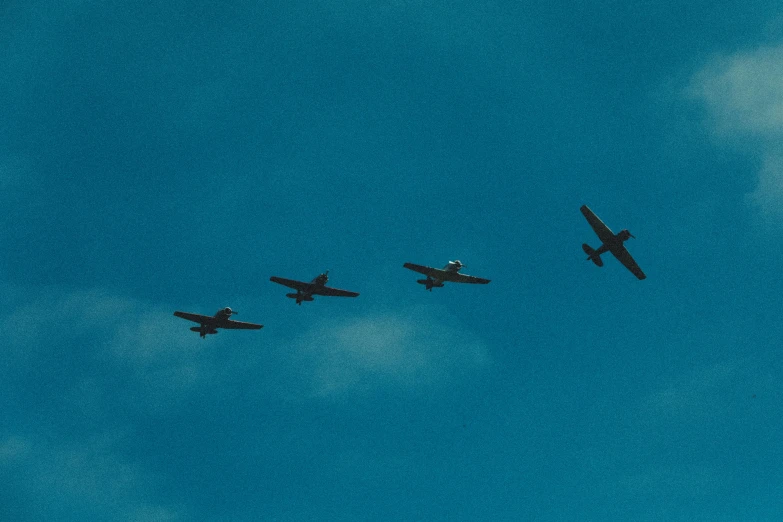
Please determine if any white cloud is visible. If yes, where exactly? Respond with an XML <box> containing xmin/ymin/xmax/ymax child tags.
<box><xmin>746</xmin><ymin>152</ymin><xmax>783</xmax><ymax>216</ymax></box>
<box><xmin>0</xmin><ymin>287</ymin><xmax>238</xmax><ymax>415</ymax></box>
<box><xmin>690</xmin><ymin>46</ymin><xmax>783</xmax><ymax>136</ymax></box>
<box><xmin>0</xmin><ymin>432</ymin><xmax>184</xmax><ymax>521</ymax></box>
<box><xmin>690</xmin><ymin>44</ymin><xmax>783</xmax><ymax>216</ymax></box>
<box><xmin>1</xmin><ymin>287</ymin><xmax>491</xmax><ymax>408</ymax></box>
<box><xmin>289</xmin><ymin>306</ymin><xmax>491</xmax><ymax>398</ymax></box>
<box><xmin>1</xmin><ymin>287</ymin><xmax>490</xmax><ymax>515</ymax></box>
<box><xmin>0</xmin><ymin>287</ymin><xmax>246</xmax><ymax>518</ymax></box>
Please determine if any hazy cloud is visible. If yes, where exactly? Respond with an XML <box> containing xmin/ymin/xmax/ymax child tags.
<box><xmin>690</xmin><ymin>44</ymin><xmax>783</xmax><ymax>216</ymax></box>
<box><xmin>0</xmin><ymin>287</ymin><xmax>240</xmax><ymax>417</ymax></box>
<box><xmin>746</xmin><ymin>153</ymin><xmax>783</xmax><ymax>217</ymax></box>
<box><xmin>0</xmin><ymin>432</ymin><xmax>184</xmax><ymax>521</ymax></box>
<box><xmin>289</xmin><ymin>306</ymin><xmax>491</xmax><ymax>398</ymax></box>
<box><xmin>690</xmin><ymin>46</ymin><xmax>783</xmax><ymax>136</ymax></box>
<box><xmin>0</xmin><ymin>287</ymin><xmax>235</xmax><ymax>518</ymax></box>
<box><xmin>1</xmin><ymin>286</ymin><xmax>491</xmax><ymax>516</ymax></box>
<box><xmin>2</xmin><ymin>287</ymin><xmax>491</xmax><ymax>408</ymax></box>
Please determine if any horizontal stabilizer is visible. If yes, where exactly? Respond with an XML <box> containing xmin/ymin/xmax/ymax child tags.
<box><xmin>286</xmin><ymin>293</ymin><xmax>314</xmax><ymax>301</ymax></box>
<box><xmin>582</xmin><ymin>244</ymin><xmax>603</xmax><ymax>267</ymax></box>
<box><xmin>190</xmin><ymin>326</ymin><xmax>217</xmax><ymax>334</ymax></box>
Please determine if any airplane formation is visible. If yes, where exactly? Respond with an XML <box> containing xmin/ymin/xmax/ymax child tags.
<box><xmin>174</xmin><ymin>205</ymin><xmax>644</xmax><ymax>337</ymax></box>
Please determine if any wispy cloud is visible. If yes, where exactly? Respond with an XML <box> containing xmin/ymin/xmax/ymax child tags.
<box><xmin>3</xmin><ymin>288</ymin><xmax>189</xmax><ymax>372</ymax></box>
<box><xmin>689</xmin><ymin>44</ymin><xmax>783</xmax><ymax>217</ymax></box>
<box><xmin>3</xmin><ymin>287</ymin><xmax>491</xmax><ymax>407</ymax></box>
<box><xmin>0</xmin><ymin>432</ymin><xmax>184</xmax><ymax>521</ymax></box>
<box><xmin>2</xmin><ymin>286</ymin><xmax>490</xmax><ymax>517</ymax></box>
<box><xmin>288</xmin><ymin>306</ymin><xmax>491</xmax><ymax>398</ymax></box>
<box><xmin>0</xmin><ymin>287</ymin><xmax>242</xmax><ymax>518</ymax></box>
<box><xmin>690</xmin><ymin>46</ymin><xmax>783</xmax><ymax>136</ymax></box>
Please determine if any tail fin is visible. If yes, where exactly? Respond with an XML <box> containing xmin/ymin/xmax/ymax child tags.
<box><xmin>582</xmin><ymin>244</ymin><xmax>603</xmax><ymax>267</ymax></box>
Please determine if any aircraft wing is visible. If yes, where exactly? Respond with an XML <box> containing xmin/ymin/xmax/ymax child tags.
<box><xmin>580</xmin><ymin>205</ymin><xmax>615</xmax><ymax>244</ymax></box>
<box><xmin>311</xmin><ymin>286</ymin><xmax>359</xmax><ymax>298</ymax></box>
<box><xmin>403</xmin><ymin>263</ymin><xmax>490</xmax><ymax>284</ymax></box>
<box><xmin>444</xmin><ymin>272</ymin><xmax>491</xmax><ymax>284</ymax></box>
<box><xmin>269</xmin><ymin>276</ymin><xmax>309</xmax><ymax>291</ymax></box>
<box><xmin>403</xmin><ymin>262</ymin><xmax>446</xmax><ymax>278</ymax></box>
<box><xmin>610</xmin><ymin>246</ymin><xmax>646</xmax><ymax>280</ymax></box>
<box><xmin>174</xmin><ymin>311</ymin><xmax>214</xmax><ymax>324</ymax></box>
<box><xmin>218</xmin><ymin>319</ymin><xmax>264</xmax><ymax>330</ymax></box>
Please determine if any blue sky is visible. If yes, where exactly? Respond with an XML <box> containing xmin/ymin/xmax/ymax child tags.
<box><xmin>2</xmin><ymin>1</ymin><xmax>783</xmax><ymax>520</ymax></box>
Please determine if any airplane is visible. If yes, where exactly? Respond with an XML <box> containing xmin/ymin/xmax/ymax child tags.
<box><xmin>580</xmin><ymin>204</ymin><xmax>646</xmax><ymax>280</ymax></box>
<box><xmin>173</xmin><ymin>307</ymin><xmax>263</xmax><ymax>338</ymax></box>
<box><xmin>402</xmin><ymin>260</ymin><xmax>490</xmax><ymax>291</ymax></box>
<box><xmin>269</xmin><ymin>271</ymin><xmax>359</xmax><ymax>305</ymax></box>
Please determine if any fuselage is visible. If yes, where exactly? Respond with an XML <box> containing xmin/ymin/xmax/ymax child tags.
<box><xmin>594</xmin><ymin>230</ymin><xmax>632</xmax><ymax>257</ymax></box>
<box><xmin>436</xmin><ymin>260</ymin><xmax>463</xmax><ymax>280</ymax></box>
<box><xmin>286</xmin><ymin>273</ymin><xmax>328</xmax><ymax>304</ymax></box>
<box><xmin>419</xmin><ymin>261</ymin><xmax>462</xmax><ymax>290</ymax></box>
<box><xmin>191</xmin><ymin>307</ymin><xmax>234</xmax><ymax>337</ymax></box>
